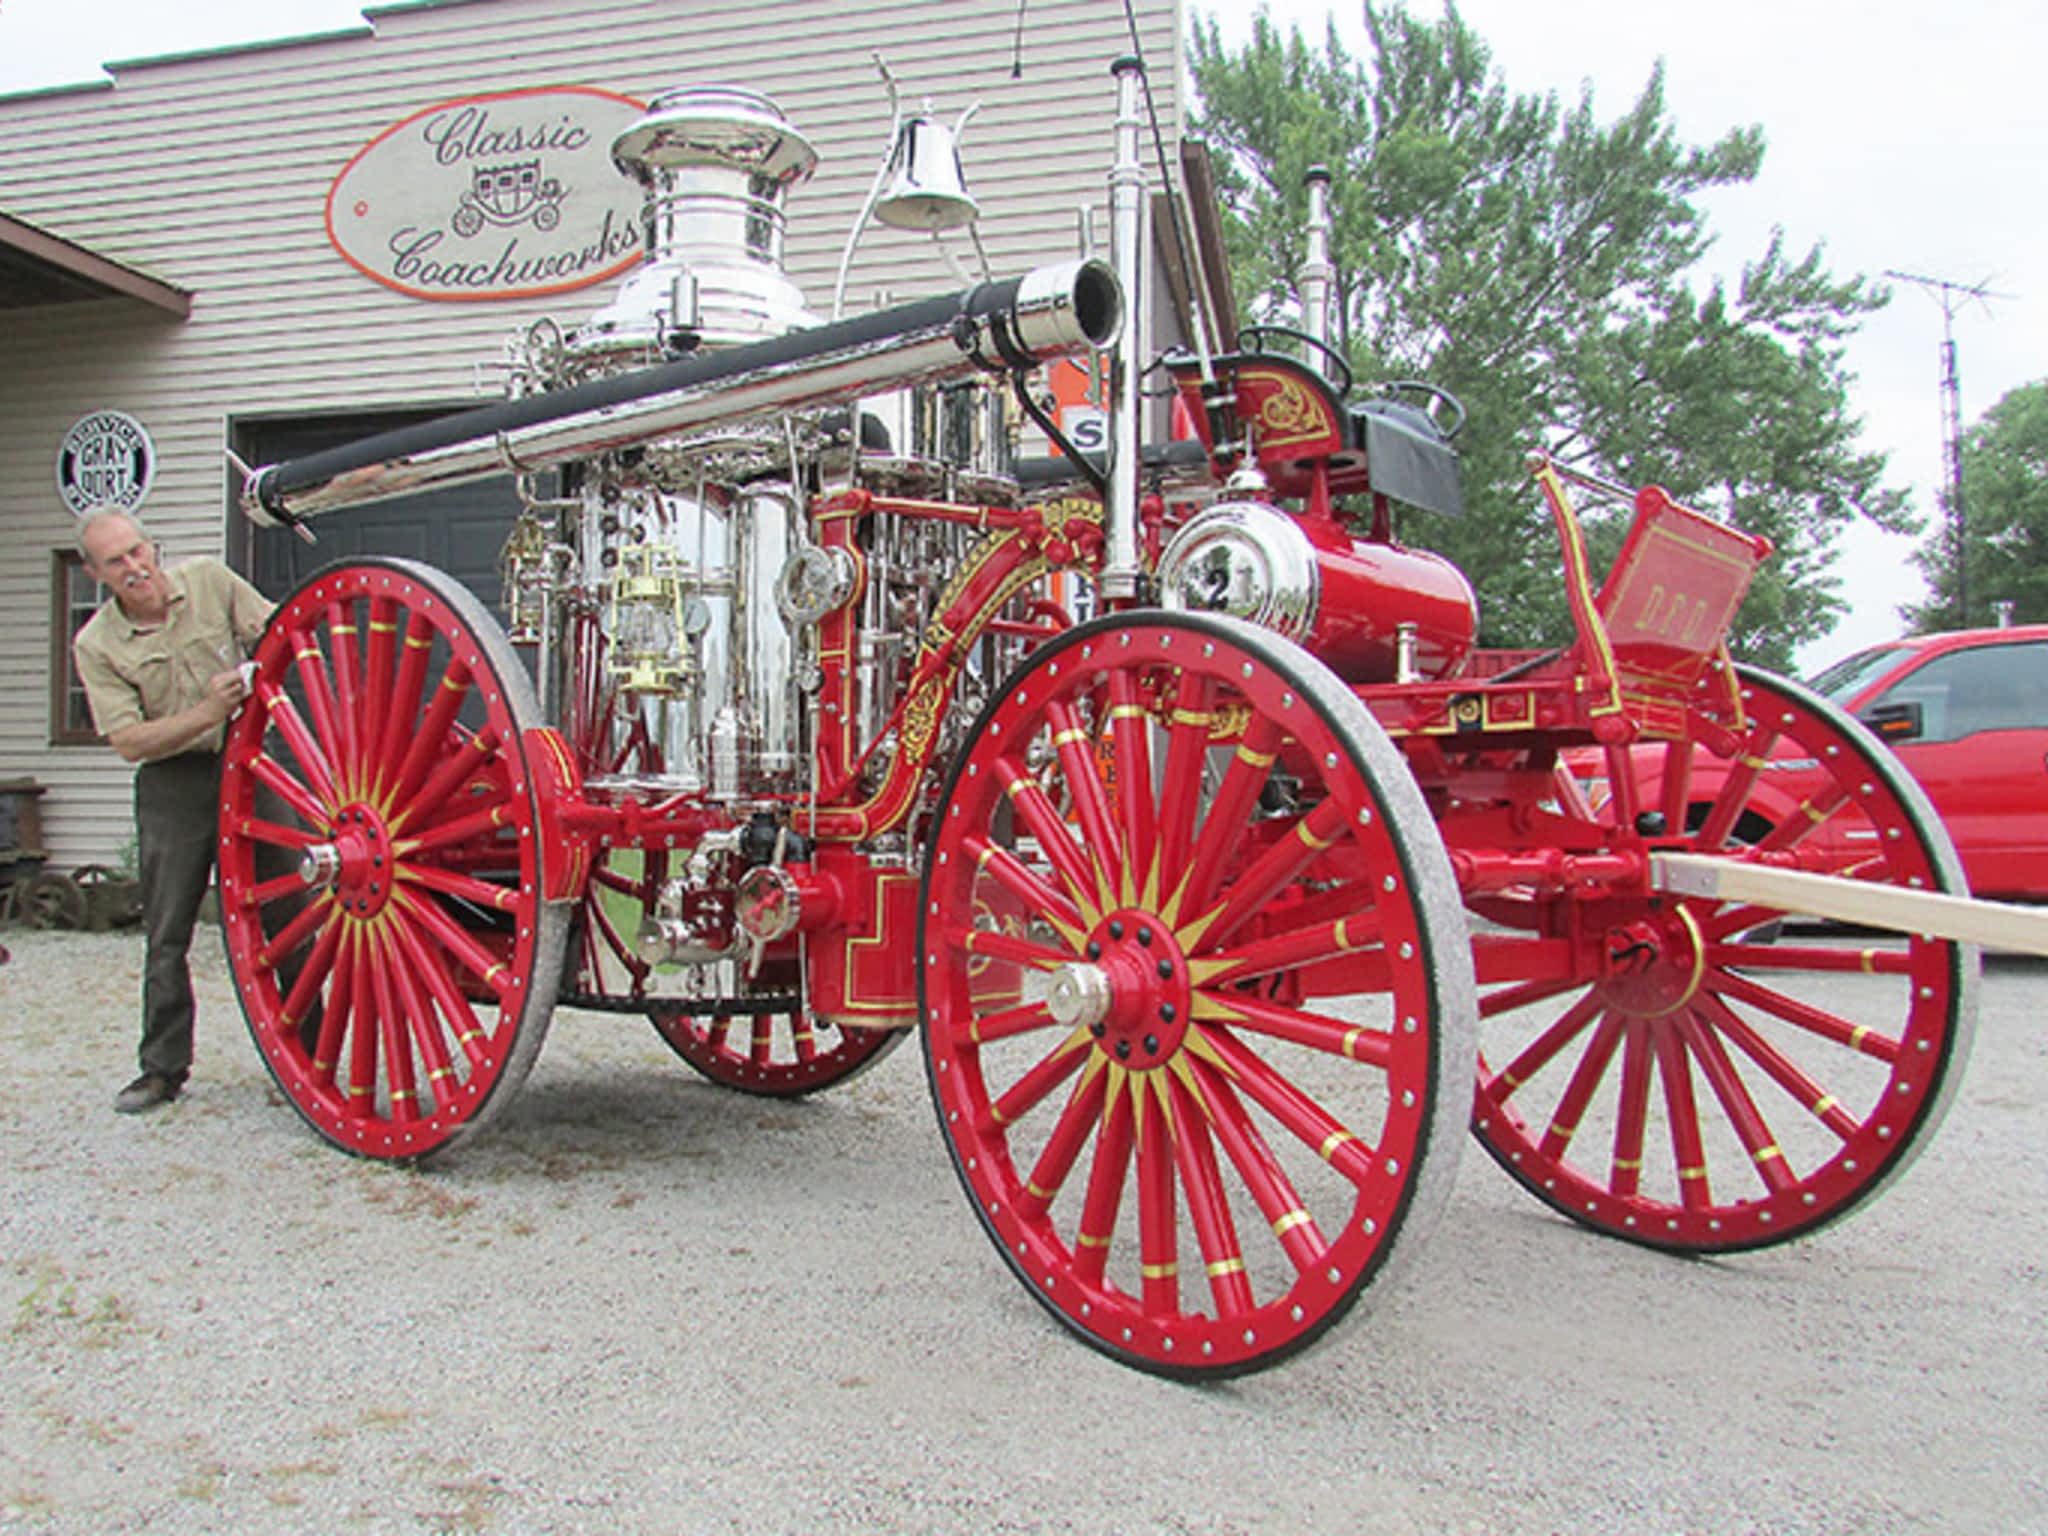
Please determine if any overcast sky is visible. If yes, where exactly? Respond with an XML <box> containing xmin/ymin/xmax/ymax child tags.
<box><xmin>4</xmin><ymin>0</ymin><xmax>2041</xmax><ymax>670</ymax></box>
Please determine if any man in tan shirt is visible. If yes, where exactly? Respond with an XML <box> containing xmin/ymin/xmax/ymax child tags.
<box><xmin>73</xmin><ymin>508</ymin><xmax>273</xmax><ymax>1112</ymax></box>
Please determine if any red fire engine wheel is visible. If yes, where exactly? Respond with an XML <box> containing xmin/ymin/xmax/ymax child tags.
<box><xmin>1466</xmin><ymin>665</ymin><xmax>1975</xmax><ymax>1252</ymax></box>
<box><xmin>648</xmin><ymin>1004</ymin><xmax>902</xmax><ymax>1096</ymax></box>
<box><xmin>218</xmin><ymin>559</ymin><xmax>566</xmax><ymax>1161</ymax></box>
<box><xmin>920</xmin><ymin>613</ymin><xmax>1475</xmax><ymax>1380</ymax></box>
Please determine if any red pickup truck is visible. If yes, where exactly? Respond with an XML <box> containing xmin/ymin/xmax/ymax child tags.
<box><xmin>1800</xmin><ymin>624</ymin><xmax>2048</xmax><ymax>898</ymax></box>
<box><xmin>1575</xmin><ymin>624</ymin><xmax>2048</xmax><ymax>900</ymax></box>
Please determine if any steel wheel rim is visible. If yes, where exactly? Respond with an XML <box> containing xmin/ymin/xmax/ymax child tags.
<box><xmin>921</xmin><ymin>613</ymin><xmax>1473</xmax><ymax>1378</ymax></box>
<box><xmin>1469</xmin><ymin>663</ymin><xmax>1976</xmax><ymax>1251</ymax></box>
<box><xmin>218</xmin><ymin>558</ymin><xmax>564</xmax><ymax>1160</ymax></box>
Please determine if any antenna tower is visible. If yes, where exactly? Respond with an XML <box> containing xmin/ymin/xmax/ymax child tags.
<box><xmin>1882</xmin><ymin>269</ymin><xmax>2011</xmax><ymax>625</ymax></box>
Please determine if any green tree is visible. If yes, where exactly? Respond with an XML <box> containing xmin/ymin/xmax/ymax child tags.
<box><xmin>1188</xmin><ymin>4</ymin><xmax>1911</xmax><ymax>668</ymax></box>
<box><xmin>1904</xmin><ymin>379</ymin><xmax>2048</xmax><ymax>629</ymax></box>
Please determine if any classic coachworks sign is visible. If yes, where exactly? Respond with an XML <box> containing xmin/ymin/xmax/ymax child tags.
<box><xmin>327</xmin><ymin>86</ymin><xmax>647</xmax><ymax>302</ymax></box>
<box><xmin>57</xmin><ymin>410</ymin><xmax>155</xmax><ymax>517</ymax></box>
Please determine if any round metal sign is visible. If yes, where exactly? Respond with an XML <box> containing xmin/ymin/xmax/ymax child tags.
<box><xmin>57</xmin><ymin>410</ymin><xmax>155</xmax><ymax>517</ymax></box>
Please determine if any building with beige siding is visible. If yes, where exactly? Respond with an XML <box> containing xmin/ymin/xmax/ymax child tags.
<box><xmin>0</xmin><ymin>0</ymin><xmax>1186</xmax><ymax>868</ymax></box>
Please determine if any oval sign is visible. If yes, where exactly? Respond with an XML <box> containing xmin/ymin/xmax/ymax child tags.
<box><xmin>58</xmin><ymin>409</ymin><xmax>155</xmax><ymax>517</ymax></box>
<box><xmin>327</xmin><ymin>85</ymin><xmax>647</xmax><ymax>302</ymax></box>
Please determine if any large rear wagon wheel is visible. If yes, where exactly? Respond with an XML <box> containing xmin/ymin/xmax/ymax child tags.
<box><xmin>1467</xmin><ymin>663</ymin><xmax>1976</xmax><ymax>1251</ymax></box>
<box><xmin>218</xmin><ymin>559</ymin><xmax>566</xmax><ymax>1161</ymax></box>
<box><xmin>920</xmin><ymin>613</ymin><xmax>1474</xmax><ymax>1379</ymax></box>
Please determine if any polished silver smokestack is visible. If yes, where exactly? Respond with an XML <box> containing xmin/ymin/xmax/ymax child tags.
<box><xmin>243</xmin><ymin>259</ymin><xmax>1123</xmax><ymax>527</ymax></box>
<box><xmin>575</xmin><ymin>85</ymin><xmax>821</xmax><ymax>358</ymax></box>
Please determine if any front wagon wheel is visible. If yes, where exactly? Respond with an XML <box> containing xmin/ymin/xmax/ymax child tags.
<box><xmin>1469</xmin><ymin>663</ymin><xmax>1976</xmax><ymax>1251</ymax></box>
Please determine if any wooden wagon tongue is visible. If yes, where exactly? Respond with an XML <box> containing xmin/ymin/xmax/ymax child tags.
<box><xmin>1653</xmin><ymin>853</ymin><xmax>2048</xmax><ymax>958</ymax></box>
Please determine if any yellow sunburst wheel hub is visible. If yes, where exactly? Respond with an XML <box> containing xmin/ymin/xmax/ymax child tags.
<box><xmin>1049</xmin><ymin>908</ymin><xmax>1193</xmax><ymax>1069</ymax></box>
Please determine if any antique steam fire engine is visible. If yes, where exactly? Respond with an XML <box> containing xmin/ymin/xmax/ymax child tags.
<box><xmin>218</xmin><ymin>65</ymin><xmax>2023</xmax><ymax>1378</ymax></box>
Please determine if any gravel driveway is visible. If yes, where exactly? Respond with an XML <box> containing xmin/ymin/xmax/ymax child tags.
<box><xmin>2</xmin><ymin>926</ymin><xmax>2043</xmax><ymax>1535</ymax></box>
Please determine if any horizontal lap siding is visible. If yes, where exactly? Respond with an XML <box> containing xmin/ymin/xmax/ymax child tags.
<box><xmin>0</xmin><ymin>0</ymin><xmax>1181</xmax><ymax>864</ymax></box>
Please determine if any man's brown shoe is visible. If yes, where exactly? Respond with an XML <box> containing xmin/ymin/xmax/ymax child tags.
<box><xmin>113</xmin><ymin>1072</ymin><xmax>183</xmax><ymax>1114</ymax></box>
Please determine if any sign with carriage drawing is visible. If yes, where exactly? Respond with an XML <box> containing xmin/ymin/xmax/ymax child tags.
<box><xmin>327</xmin><ymin>85</ymin><xmax>645</xmax><ymax>302</ymax></box>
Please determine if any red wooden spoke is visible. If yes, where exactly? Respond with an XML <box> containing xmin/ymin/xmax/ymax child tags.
<box><xmin>941</xmin><ymin>920</ymin><xmax>1073</xmax><ymax>973</ymax></box>
<box><xmin>379</xmin><ymin>923</ymin><xmax>458</xmax><ymax>1113</ymax></box>
<box><xmin>1699</xmin><ymin>901</ymin><xmax>1794</xmax><ymax>943</ymax></box>
<box><xmin>279</xmin><ymin>914</ymin><xmax>344</xmax><ymax>1040</ymax></box>
<box><xmin>1675</xmin><ymin>1009</ymin><xmax>1798</xmax><ymax>1196</ymax></box>
<box><xmin>375</xmin><ymin>610</ymin><xmax>437</xmax><ymax>798</ymax></box>
<box><xmin>1194</xmin><ymin>1023</ymin><xmax>1377</xmax><ymax>1188</ymax></box>
<box><xmin>987</xmin><ymin>1032</ymin><xmax>1091</xmax><ymax>1133</ymax></box>
<box><xmin>1610</xmin><ymin>1019</ymin><xmax>1653</xmax><ymax>1197</ymax></box>
<box><xmin>1691</xmin><ymin>725</ymin><xmax>1780</xmax><ymax>848</ymax></box>
<box><xmin>1046</xmin><ymin>697</ymin><xmax>1126</xmax><ymax>896</ymax></box>
<box><xmin>397</xmin><ymin>863</ymin><xmax>521</xmax><ymax>914</ymax></box>
<box><xmin>247</xmin><ymin>754</ymin><xmax>330</xmax><ymax>831</ymax></box>
<box><xmin>233</xmin><ymin>816</ymin><xmax>323</xmax><ymax>853</ymax></box>
<box><xmin>1152</xmin><ymin>673</ymin><xmax>1215</xmax><ymax>897</ymax></box>
<box><xmin>1692</xmin><ymin>994</ymin><xmax>1862</xmax><ymax>1141</ymax></box>
<box><xmin>1166</xmin><ymin>1073</ymin><xmax>1256</xmax><ymax>1317</ymax></box>
<box><xmin>1478</xmin><ymin>974</ymin><xmax>1581</xmax><ymax>1018</ymax></box>
<box><xmin>1177</xmin><ymin>714</ymin><xmax>1286</xmax><ymax>921</ymax></box>
<box><xmin>992</xmin><ymin>759</ymin><xmax>1102</xmax><ymax>912</ymax></box>
<box><xmin>1072</xmin><ymin>1086</ymin><xmax>1136</xmax><ymax>1286</ymax></box>
<box><xmin>1652</xmin><ymin>1024</ymin><xmax>1713</xmax><ymax>1210</ymax></box>
<box><xmin>242</xmin><ymin>870</ymin><xmax>316</xmax><ymax>910</ymax></box>
<box><xmin>256</xmin><ymin>893</ymin><xmax>332</xmax><ymax>973</ymax></box>
<box><xmin>285</xmin><ymin>623</ymin><xmax>345</xmax><ymax>781</ymax></box>
<box><xmin>360</xmin><ymin>597</ymin><xmax>398</xmax><ymax>792</ymax></box>
<box><xmin>345</xmin><ymin>936</ymin><xmax>380</xmax><ymax>1121</ymax></box>
<box><xmin>255</xmin><ymin>687</ymin><xmax>341</xmax><ymax>811</ymax></box>
<box><xmin>367</xmin><ymin>925</ymin><xmax>420</xmax><ymax>1123</ymax></box>
<box><xmin>388</xmin><ymin>728</ymin><xmax>502</xmax><ymax>836</ymax></box>
<box><xmin>1209</xmin><ymin>993</ymin><xmax>1395</xmax><ymax>1069</ymax></box>
<box><xmin>1192</xmin><ymin>797</ymin><xmax>1350</xmax><ymax>953</ymax></box>
<box><xmin>1015</xmin><ymin>1063</ymin><xmax>1111</xmax><ymax>1221</ymax></box>
<box><xmin>1707</xmin><ymin>943</ymin><xmax>1912</xmax><ymax>977</ymax></box>
<box><xmin>963</xmin><ymin>834</ymin><xmax>1084</xmax><ymax>933</ymax></box>
<box><xmin>395</xmin><ymin>802</ymin><xmax>512</xmax><ymax>857</ymax></box>
<box><xmin>1199</xmin><ymin>904</ymin><xmax>1385</xmax><ymax>987</ymax></box>
<box><xmin>1185</xmin><ymin>1055</ymin><xmax>1328</xmax><ymax>1273</ymax></box>
<box><xmin>966</xmin><ymin>1000</ymin><xmax>1059</xmax><ymax>1046</ymax></box>
<box><xmin>1135</xmin><ymin>1080</ymin><xmax>1181</xmax><ymax>1314</ymax></box>
<box><xmin>388</xmin><ymin>911</ymin><xmax>492</xmax><ymax>1069</ymax></box>
<box><xmin>390</xmin><ymin>886</ymin><xmax>512</xmax><ymax>1002</ymax></box>
<box><xmin>385</xmin><ymin>666</ymin><xmax>474</xmax><ymax>814</ymax></box>
<box><xmin>1483</xmin><ymin>991</ymin><xmax>1603</xmax><ymax>1106</ymax></box>
<box><xmin>309</xmin><ymin>924</ymin><xmax>358</xmax><ymax>1086</ymax></box>
<box><xmin>1104</xmin><ymin>670</ymin><xmax>1157</xmax><ymax>888</ymax></box>
<box><xmin>1709</xmin><ymin>968</ymin><xmax>1902</xmax><ymax>1062</ymax></box>
<box><xmin>325</xmin><ymin>601</ymin><xmax>366</xmax><ymax>797</ymax></box>
<box><xmin>1536</xmin><ymin>1011</ymin><xmax>1625</xmax><ymax>1163</ymax></box>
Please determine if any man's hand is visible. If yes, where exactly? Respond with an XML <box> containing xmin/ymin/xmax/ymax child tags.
<box><xmin>203</xmin><ymin>666</ymin><xmax>251</xmax><ymax>723</ymax></box>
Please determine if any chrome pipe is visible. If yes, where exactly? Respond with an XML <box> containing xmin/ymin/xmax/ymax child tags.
<box><xmin>1301</xmin><ymin>165</ymin><xmax>1335</xmax><ymax>373</ymax></box>
<box><xmin>244</xmin><ymin>261</ymin><xmax>1122</xmax><ymax>527</ymax></box>
<box><xmin>1099</xmin><ymin>57</ymin><xmax>1148</xmax><ymax>602</ymax></box>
